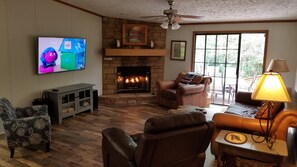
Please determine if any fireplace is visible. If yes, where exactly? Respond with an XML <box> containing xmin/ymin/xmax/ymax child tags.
<box><xmin>117</xmin><ymin>66</ymin><xmax>151</xmax><ymax>93</ymax></box>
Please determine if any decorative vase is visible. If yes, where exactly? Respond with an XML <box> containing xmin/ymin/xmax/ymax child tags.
<box><xmin>116</xmin><ymin>39</ymin><xmax>121</xmax><ymax>48</ymax></box>
<box><xmin>150</xmin><ymin>40</ymin><xmax>154</xmax><ymax>48</ymax></box>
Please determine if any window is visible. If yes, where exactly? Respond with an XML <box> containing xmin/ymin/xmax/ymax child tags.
<box><xmin>193</xmin><ymin>31</ymin><xmax>267</xmax><ymax>105</ymax></box>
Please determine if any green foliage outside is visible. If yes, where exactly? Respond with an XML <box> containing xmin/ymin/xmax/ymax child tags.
<box><xmin>239</xmin><ymin>34</ymin><xmax>264</xmax><ymax>78</ymax></box>
<box><xmin>196</xmin><ymin>34</ymin><xmax>264</xmax><ymax>78</ymax></box>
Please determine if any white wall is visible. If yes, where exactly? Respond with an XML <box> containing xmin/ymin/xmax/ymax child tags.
<box><xmin>165</xmin><ymin>22</ymin><xmax>297</xmax><ymax>90</ymax></box>
<box><xmin>0</xmin><ymin>0</ymin><xmax>103</xmax><ymax>107</ymax></box>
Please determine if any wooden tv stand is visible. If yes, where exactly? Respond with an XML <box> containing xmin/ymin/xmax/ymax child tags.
<box><xmin>44</xmin><ymin>83</ymin><xmax>94</xmax><ymax>124</ymax></box>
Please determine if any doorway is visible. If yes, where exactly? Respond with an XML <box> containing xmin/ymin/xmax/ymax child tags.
<box><xmin>193</xmin><ymin>32</ymin><xmax>267</xmax><ymax>105</ymax></box>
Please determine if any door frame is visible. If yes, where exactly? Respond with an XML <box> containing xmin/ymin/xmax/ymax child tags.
<box><xmin>191</xmin><ymin>30</ymin><xmax>269</xmax><ymax>104</ymax></box>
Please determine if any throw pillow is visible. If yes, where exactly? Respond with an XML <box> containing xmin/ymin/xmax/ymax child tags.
<box><xmin>190</xmin><ymin>74</ymin><xmax>204</xmax><ymax>84</ymax></box>
<box><xmin>175</xmin><ymin>72</ymin><xmax>187</xmax><ymax>85</ymax></box>
<box><xmin>180</xmin><ymin>73</ymin><xmax>196</xmax><ymax>84</ymax></box>
<box><xmin>254</xmin><ymin>102</ymin><xmax>282</xmax><ymax>119</ymax></box>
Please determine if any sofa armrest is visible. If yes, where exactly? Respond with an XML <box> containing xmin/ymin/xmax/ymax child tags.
<box><xmin>211</xmin><ymin>112</ymin><xmax>264</xmax><ymax>156</ymax></box>
<box><xmin>273</xmin><ymin>109</ymin><xmax>297</xmax><ymax>140</ymax></box>
<box><xmin>102</xmin><ymin>127</ymin><xmax>137</xmax><ymax>161</ymax></box>
<box><xmin>156</xmin><ymin>80</ymin><xmax>176</xmax><ymax>90</ymax></box>
<box><xmin>16</xmin><ymin>105</ymin><xmax>48</xmax><ymax>118</ymax></box>
<box><xmin>201</xmin><ymin>76</ymin><xmax>212</xmax><ymax>85</ymax></box>
<box><xmin>212</xmin><ymin>113</ymin><xmax>266</xmax><ymax>133</ymax></box>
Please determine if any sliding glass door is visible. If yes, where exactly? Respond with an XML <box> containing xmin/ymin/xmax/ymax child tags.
<box><xmin>193</xmin><ymin>32</ymin><xmax>266</xmax><ymax>105</ymax></box>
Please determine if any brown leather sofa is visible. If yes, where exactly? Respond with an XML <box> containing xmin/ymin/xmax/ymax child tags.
<box><xmin>211</xmin><ymin>91</ymin><xmax>297</xmax><ymax>156</ymax></box>
<box><xmin>102</xmin><ymin>112</ymin><xmax>215</xmax><ymax>167</ymax></box>
<box><xmin>156</xmin><ymin>72</ymin><xmax>212</xmax><ymax>109</ymax></box>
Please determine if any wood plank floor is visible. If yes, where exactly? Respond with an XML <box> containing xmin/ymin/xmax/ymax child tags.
<box><xmin>0</xmin><ymin>103</ymin><xmax>295</xmax><ymax>167</ymax></box>
<box><xmin>0</xmin><ymin>104</ymin><xmax>169</xmax><ymax>167</ymax></box>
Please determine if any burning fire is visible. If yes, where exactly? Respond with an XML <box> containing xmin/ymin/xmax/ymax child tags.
<box><xmin>117</xmin><ymin>75</ymin><xmax>149</xmax><ymax>87</ymax></box>
<box><xmin>125</xmin><ymin>77</ymin><xmax>140</xmax><ymax>84</ymax></box>
<box><xmin>117</xmin><ymin>76</ymin><xmax>123</xmax><ymax>82</ymax></box>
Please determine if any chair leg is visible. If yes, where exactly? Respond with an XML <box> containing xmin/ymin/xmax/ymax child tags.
<box><xmin>46</xmin><ymin>142</ymin><xmax>50</xmax><ymax>152</ymax></box>
<box><xmin>9</xmin><ymin>147</ymin><xmax>15</xmax><ymax>158</ymax></box>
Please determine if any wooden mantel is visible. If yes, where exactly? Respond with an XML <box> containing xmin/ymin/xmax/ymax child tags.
<box><xmin>105</xmin><ymin>48</ymin><xmax>167</xmax><ymax>56</ymax></box>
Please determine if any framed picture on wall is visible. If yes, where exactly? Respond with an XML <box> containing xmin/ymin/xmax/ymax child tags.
<box><xmin>122</xmin><ymin>24</ymin><xmax>148</xmax><ymax>45</ymax></box>
<box><xmin>170</xmin><ymin>40</ymin><xmax>186</xmax><ymax>61</ymax></box>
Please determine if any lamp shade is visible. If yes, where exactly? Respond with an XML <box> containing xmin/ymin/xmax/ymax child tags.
<box><xmin>160</xmin><ymin>21</ymin><xmax>180</xmax><ymax>30</ymax></box>
<box><xmin>171</xmin><ymin>22</ymin><xmax>180</xmax><ymax>30</ymax></box>
<box><xmin>266</xmin><ymin>59</ymin><xmax>289</xmax><ymax>72</ymax></box>
<box><xmin>160</xmin><ymin>21</ymin><xmax>169</xmax><ymax>29</ymax></box>
<box><xmin>251</xmin><ymin>72</ymin><xmax>291</xmax><ymax>102</ymax></box>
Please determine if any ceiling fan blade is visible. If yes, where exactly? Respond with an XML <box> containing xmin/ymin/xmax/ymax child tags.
<box><xmin>178</xmin><ymin>15</ymin><xmax>202</xmax><ymax>19</ymax></box>
<box><xmin>141</xmin><ymin>15</ymin><xmax>167</xmax><ymax>18</ymax></box>
<box><xmin>174</xmin><ymin>17</ymin><xmax>183</xmax><ymax>23</ymax></box>
<box><xmin>141</xmin><ymin>0</ymin><xmax>203</xmax><ymax>24</ymax></box>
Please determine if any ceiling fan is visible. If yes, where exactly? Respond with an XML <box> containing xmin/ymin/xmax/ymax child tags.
<box><xmin>141</xmin><ymin>0</ymin><xmax>202</xmax><ymax>30</ymax></box>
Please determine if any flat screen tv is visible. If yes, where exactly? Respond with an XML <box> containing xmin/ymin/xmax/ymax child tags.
<box><xmin>38</xmin><ymin>37</ymin><xmax>86</xmax><ymax>74</ymax></box>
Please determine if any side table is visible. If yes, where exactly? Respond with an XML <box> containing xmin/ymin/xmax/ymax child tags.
<box><xmin>215</xmin><ymin>130</ymin><xmax>288</xmax><ymax>167</ymax></box>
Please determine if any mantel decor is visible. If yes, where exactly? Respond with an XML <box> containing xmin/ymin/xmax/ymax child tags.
<box><xmin>170</xmin><ymin>40</ymin><xmax>186</xmax><ymax>61</ymax></box>
<box><xmin>122</xmin><ymin>24</ymin><xmax>148</xmax><ymax>46</ymax></box>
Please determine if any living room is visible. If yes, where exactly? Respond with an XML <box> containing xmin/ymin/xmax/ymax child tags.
<box><xmin>0</xmin><ymin>0</ymin><xmax>297</xmax><ymax>166</ymax></box>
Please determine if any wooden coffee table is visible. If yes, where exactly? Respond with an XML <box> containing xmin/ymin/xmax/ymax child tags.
<box><xmin>215</xmin><ymin>130</ymin><xmax>288</xmax><ymax>167</ymax></box>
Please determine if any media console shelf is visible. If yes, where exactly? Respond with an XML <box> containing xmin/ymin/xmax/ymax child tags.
<box><xmin>44</xmin><ymin>83</ymin><xmax>94</xmax><ymax>124</ymax></box>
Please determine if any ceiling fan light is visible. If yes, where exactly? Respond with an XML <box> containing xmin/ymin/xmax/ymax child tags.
<box><xmin>171</xmin><ymin>22</ymin><xmax>180</xmax><ymax>30</ymax></box>
<box><xmin>160</xmin><ymin>21</ymin><xmax>169</xmax><ymax>29</ymax></box>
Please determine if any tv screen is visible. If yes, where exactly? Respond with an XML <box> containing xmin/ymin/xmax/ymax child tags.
<box><xmin>38</xmin><ymin>37</ymin><xmax>86</xmax><ymax>74</ymax></box>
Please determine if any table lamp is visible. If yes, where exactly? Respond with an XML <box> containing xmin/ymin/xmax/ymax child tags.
<box><xmin>266</xmin><ymin>59</ymin><xmax>289</xmax><ymax>72</ymax></box>
<box><xmin>251</xmin><ymin>72</ymin><xmax>291</xmax><ymax>148</ymax></box>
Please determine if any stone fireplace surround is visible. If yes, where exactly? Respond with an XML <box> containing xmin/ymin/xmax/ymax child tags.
<box><xmin>100</xmin><ymin>17</ymin><xmax>166</xmax><ymax>105</ymax></box>
<box><xmin>100</xmin><ymin>56</ymin><xmax>164</xmax><ymax>105</ymax></box>
<box><xmin>103</xmin><ymin>56</ymin><xmax>164</xmax><ymax>95</ymax></box>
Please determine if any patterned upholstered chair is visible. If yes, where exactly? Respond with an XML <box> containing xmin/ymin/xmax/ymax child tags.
<box><xmin>0</xmin><ymin>97</ymin><xmax>51</xmax><ymax>158</ymax></box>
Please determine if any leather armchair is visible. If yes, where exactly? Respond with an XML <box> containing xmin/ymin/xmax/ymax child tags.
<box><xmin>210</xmin><ymin>92</ymin><xmax>297</xmax><ymax>156</ymax></box>
<box><xmin>0</xmin><ymin>97</ymin><xmax>51</xmax><ymax>158</ymax></box>
<box><xmin>102</xmin><ymin>112</ymin><xmax>215</xmax><ymax>167</ymax></box>
<box><xmin>156</xmin><ymin>72</ymin><xmax>212</xmax><ymax>109</ymax></box>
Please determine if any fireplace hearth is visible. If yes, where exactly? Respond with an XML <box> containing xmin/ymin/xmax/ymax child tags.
<box><xmin>117</xmin><ymin>66</ymin><xmax>151</xmax><ymax>93</ymax></box>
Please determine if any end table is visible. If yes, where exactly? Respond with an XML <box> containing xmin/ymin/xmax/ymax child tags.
<box><xmin>215</xmin><ymin>130</ymin><xmax>288</xmax><ymax>167</ymax></box>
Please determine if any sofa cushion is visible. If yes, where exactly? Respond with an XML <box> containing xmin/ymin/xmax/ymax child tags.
<box><xmin>160</xmin><ymin>89</ymin><xmax>176</xmax><ymax>100</ymax></box>
<box><xmin>225</xmin><ymin>102</ymin><xmax>259</xmax><ymax>118</ymax></box>
<box><xmin>144</xmin><ymin>112</ymin><xmax>206</xmax><ymax>134</ymax></box>
<box><xmin>254</xmin><ymin>102</ymin><xmax>283</xmax><ymax>119</ymax></box>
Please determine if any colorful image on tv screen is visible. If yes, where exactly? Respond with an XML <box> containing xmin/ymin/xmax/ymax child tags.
<box><xmin>38</xmin><ymin>37</ymin><xmax>86</xmax><ymax>74</ymax></box>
